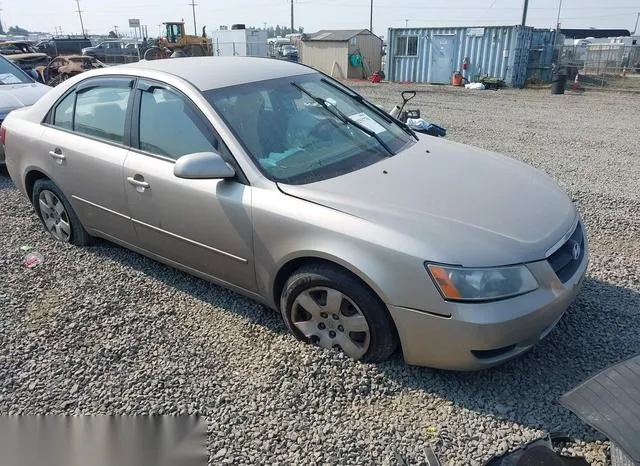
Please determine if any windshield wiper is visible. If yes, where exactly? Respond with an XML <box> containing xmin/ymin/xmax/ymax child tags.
<box><xmin>291</xmin><ymin>81</ymin><xmax>394</xmax><ymax>157</ymax></box>
<box><xmin>320</xmin><ymin>77</ymin><xmax>419</xmax><ymax>141</ymax></box>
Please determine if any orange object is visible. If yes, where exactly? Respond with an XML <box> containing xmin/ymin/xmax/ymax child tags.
<box><xmin>451</xmin><ymin>72</ymin><xmax>464</xmax><ymax>87</ymax></box>
<box><xmin>427</xmin><ymin>265</ymin><xmax>462</xmax><ymax>299</ymax></box>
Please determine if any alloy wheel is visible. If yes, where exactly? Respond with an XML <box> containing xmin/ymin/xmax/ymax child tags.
<box><xmin>38</xmin><ymin>189</ymin><xmax>71</xmax><ymax>242</ymax></box>
<box><xmin>291</xmin><ymin>286</ymin><xmax>371</xmax><ymax>359</ymax></box>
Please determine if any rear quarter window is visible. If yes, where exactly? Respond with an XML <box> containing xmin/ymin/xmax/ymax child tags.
<box><xmin>53</xmin><ymin>92</ymin><xmax>75</xmax><ymax>130</ymax></box>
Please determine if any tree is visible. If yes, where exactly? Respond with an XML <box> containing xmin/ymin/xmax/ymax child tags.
<box><xmin>108</xmin><ymin>30</ymin><xmax>118</xmax><ymax>38</ymax></box>
<box><xmin>266</xmin><ymin>25</ymin><xmax>305</xmax><ymax>38</ymax></box>
<box><xmin>8</xmin><ymin>25</ymin><xmax>30</xmax><ymax>35</ymax></box>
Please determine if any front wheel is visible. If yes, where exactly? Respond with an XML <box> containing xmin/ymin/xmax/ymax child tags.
<box><xmin>280</xmin><ymin>264</ymin><xmax>398</xmax><ymax>362</ymax></box>
<box><xmin>143</xmin><ymin>46</ymin><xmax>168</xmax><ymax>61</ymax></box>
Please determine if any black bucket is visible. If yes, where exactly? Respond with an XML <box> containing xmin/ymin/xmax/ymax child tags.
<box><xmin>551</xmin><ymin>73</ymin><xmax>567</xmax><ymax>95</ymax></box>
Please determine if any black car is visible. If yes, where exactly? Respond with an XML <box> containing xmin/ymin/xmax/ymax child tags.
<box><xmin>35</xmin><ymin>37</ymin><xmax>93</xmax><ymax>57</ymax></box>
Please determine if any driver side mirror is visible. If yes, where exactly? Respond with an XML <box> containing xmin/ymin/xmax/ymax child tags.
<box><xmin>174</xmin><ymin>152</ymin><xmax>236</xmax><ymax>179</ymax></box>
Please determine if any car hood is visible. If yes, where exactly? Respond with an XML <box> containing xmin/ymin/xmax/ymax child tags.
<box><xmin>0</xmin><ymin>82</ymin><xmax>51</xmax><ymax>115</ymax></box>
<box><xmin>277</xmin><ymin>136</ymin><xmax>577</xmax><ymax>267</ymax></box>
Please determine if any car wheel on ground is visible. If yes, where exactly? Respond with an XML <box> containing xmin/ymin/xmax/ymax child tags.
<box><xmin>280</xmin><ymin>264</ymin><xmax>398</xmax><ymax>362</ymax></box>
<box><xmin>32</xmin><ymin>178</ymin><xmax>93</xmax><ymax>246</ymax></box>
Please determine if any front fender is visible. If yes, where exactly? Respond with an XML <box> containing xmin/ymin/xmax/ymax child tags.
<box><xmin>251</xmin><ymin>187</ymin><xmax>445</xmax><ymax>314</ymax></box>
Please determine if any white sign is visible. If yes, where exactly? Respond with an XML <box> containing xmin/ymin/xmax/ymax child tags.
<box><xmin>128</xmin><ymin>18</ymin><xmax>141</xmax><ymax>28</ymax></box>
<box><xmin>349</xmin><ymin>112</ymin><xmax>386</xmax><ymax>134</ymax></box>
<box><xmin>467</xmin><ymin>27</ymin><xmax>485</xmax><ymax>37</ymax></box>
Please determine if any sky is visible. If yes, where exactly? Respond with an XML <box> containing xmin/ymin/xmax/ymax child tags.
<box><xmin>2</xmin><ymin>0</ymin><xmax>639</xmax><ymax>38</ymax></box>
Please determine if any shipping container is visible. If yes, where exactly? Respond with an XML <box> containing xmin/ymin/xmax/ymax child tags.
<box><xmin>386</xmin><ymin>25</ymin><xmax>557</xmax><ymax>87</ymax></box>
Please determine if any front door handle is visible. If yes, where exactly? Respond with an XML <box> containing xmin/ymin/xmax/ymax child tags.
<box><xmin>127</xmin><ymin>176</ymin><xmax>150</xmax><ymax>189</ymax></box>
<box><xmin>48</xmin><ymin>148</ymin><xmax>66</xmax><ymax>162</ymax></box>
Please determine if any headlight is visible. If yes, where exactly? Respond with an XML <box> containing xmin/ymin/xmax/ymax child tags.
<box><xmin>426</xmin><ymin>263</ymin><xmax>538</xmax><ymax>302</ymax></box>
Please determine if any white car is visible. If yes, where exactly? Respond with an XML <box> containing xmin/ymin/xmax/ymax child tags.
<box><xmin>0</xmin><ymin>54</ymin><xmax>50</xmax><ymax>164</ymax></box>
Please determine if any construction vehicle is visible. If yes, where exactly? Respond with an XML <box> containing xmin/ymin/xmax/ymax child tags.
<box><xmin>143</xmin><ymin>21</ymin><xmax>212</xmax><ymax>60</ymax></box>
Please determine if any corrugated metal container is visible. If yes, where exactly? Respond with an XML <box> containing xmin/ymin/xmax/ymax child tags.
<box><xmin>386</xmin><ymin>25</ymin><xmax>556</xmax><ymax>87</ymax></box>
<box><xmin>527</xmin><ymin>29</ymin><xmax>556</xmax><ymax>84</ymax></box>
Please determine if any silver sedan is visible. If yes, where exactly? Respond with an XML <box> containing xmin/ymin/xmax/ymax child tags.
<box><xmin>1</xmin><ymin>57</ymin><xmax>588</xmax><ymax>370</ymax></box>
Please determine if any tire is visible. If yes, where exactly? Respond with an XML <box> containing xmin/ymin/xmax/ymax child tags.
<box><xmin>32</xmin><ymin>179</ymin><xmax>93</xmax><ymax>246</ymax></box>
<box><xmin>280</xmin><ymin>264</ymin><xmax>398</xmax><ymax>362</ymax></box>
<box><xmin>143</xmin><ymin>46</ymin><xmax>167</xmax><ymax>61</ymax></box>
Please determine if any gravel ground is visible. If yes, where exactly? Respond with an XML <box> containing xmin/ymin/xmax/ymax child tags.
<box><xmin>1</xmin><ymin>84</ymin><xmax>639</xmax><ymax>466</ymax></box>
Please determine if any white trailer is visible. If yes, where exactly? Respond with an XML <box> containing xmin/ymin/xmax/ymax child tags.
<box><xmin>209</xmin><ymin>28</ymin><xmax>268</xmax><ymax>57</ymax></box>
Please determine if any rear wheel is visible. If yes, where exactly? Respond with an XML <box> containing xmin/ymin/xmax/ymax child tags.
<box><xmin>280</xmin><ymin>264</ymin><xmax>398</xmax><ymax>362</ymax></box>
<box><xmin>32</xmin><ymin>179</ymin><xmax>92</xmax><ymax>246</ymax></box>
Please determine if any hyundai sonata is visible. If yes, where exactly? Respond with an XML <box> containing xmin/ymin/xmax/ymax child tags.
<box><xmin>1</xmin><ymin>57</ymin><xmax>588</xmax><ymax>370</ymax></box>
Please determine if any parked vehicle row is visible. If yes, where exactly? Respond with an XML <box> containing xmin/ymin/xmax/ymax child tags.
<box><xmin>0</xmin><ymin>57</ymin><xmax>588</xmax><ymax>370</ymax></box>
<box><xmin>81</xmin><ymin>40</ymin><xmax>140</xmax><ymax>63</ymax></box>
<box><xmin>0</xmin><ymin>41</ymin><xmax>51</xmax><ymax>77</ymax></box>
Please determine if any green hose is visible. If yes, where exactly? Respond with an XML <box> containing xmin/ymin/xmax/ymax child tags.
<box><xmin>349</xmin><ymin>53</ymin><xmax>363</xmax><ymax>67</ymax></box>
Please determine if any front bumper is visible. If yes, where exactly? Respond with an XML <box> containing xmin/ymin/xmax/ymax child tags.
<box><xmin>388</xmin><ymin>233</ymin><xmax>589</xmax><ymax>371</ymax></box>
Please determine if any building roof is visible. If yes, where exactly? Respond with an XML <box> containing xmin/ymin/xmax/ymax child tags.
<box><xmin>560</xmin><ymin>28</ymin><xmax>631</xmax><ymax>39</ymax></box>
<box><xmin>307</xmin><ymin>29</ymin><xmax>374</xmax><ymax>42</ymax></box>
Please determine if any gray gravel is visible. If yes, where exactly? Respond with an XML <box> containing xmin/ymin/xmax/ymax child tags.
<box><xmin>1</xmin><ymin>84</ymin><xmax>639</xmax><ymax>466</ymax></box>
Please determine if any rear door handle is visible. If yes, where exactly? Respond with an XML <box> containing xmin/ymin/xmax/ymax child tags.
<box><xmin>127</xmin><ymin>176</ymin><xmax>150</xmax><ymax>189</ymax></box>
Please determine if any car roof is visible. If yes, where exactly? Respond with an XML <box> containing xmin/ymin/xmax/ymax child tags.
<box><xmin>5</xmin><ymin>53</ymin><xmax>49</xmax><ymax>60</ymax></box>
<box><xmin>117</xmin><ymin>56</ymin><xmax>316</xmax><ymax>90</ymax></box>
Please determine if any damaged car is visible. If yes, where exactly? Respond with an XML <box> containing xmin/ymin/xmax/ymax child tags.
<box><xmin>0</xmin><ymin>41</ymin><xmax>51</xmax><ymax>78</ymax></box>
<box><xmin>35</xmin><ymin>55</ymin><xmax>107</xmax><ymax>86</ymax></box>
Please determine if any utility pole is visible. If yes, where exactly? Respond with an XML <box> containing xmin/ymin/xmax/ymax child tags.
<box><xmin>521</xmin><ymin>0</ymin><xmax>529</xmax><ymax>26</ymax></box>
<box><xmin>290</xmin><ymin>0</ymin><xmax>294</xmax><ymax>34</ymax></box>
<box><xmin>634</xmin><ymin>12</ymin><xmax>639</xmax><ymax>35</ymax></box>
<box><xmin>188</xmin><ymin>0</ymin><xmax>197</xmax><ymax>35</ymax></box>
<box><xmin>555</xmin><ymin>0</ymin><xmax>563</xmax><ymax>32</ymax></box>
<box><xmin>369</xmin><ymin>0</ymin><xmax>373</xmax><ymax>33</ymax></box>
<box><xmin>554</xmin><ymin>0</ymin><xmax>563</xmax><ymax>50</ymax></box>
<box><xmin>404</xmin><ymin>19</ymin><xmax>408</xmax><ymax>28</ymax></box>
<box><xmin>75</xmin><ymin>0</ymin><xmax>86</xmax><ymax>37</ymax></box>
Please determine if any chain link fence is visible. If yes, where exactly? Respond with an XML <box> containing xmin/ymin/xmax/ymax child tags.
<box><xmin>556</xmin><ymin>44</ymin><xmax>640</xmax><ymax>90</ymax></box>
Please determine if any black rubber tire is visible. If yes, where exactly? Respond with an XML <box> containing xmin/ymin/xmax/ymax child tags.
<box><xmin>32</xmin><ymin>178</ymin><xmax>93</xmax><ymax>246</ymax></box>
<box><xmin>280</xmin><ymin>264</ymin><xmax>398</xmax><ymax>362</ymax></box>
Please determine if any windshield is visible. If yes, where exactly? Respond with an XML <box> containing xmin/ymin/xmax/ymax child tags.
<box><xmin>204</xmin><ymin>73</ymin><xmax>414</xmax><ymax>184</ymax></box>
<box><xmin>0</xmin><ymin>56</ymin><xmax>33</xmax><ymax>84</ymax></box>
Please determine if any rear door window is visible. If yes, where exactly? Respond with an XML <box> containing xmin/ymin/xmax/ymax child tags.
<box><xmin>74</xmin><ymin>86</ymin><xmax>131</xmax><ymax>143</ymax></box>
<box><xmin>49</xmin><ymin>78</ymin><xmax>133</xmax><ymax>145</ymax></box>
